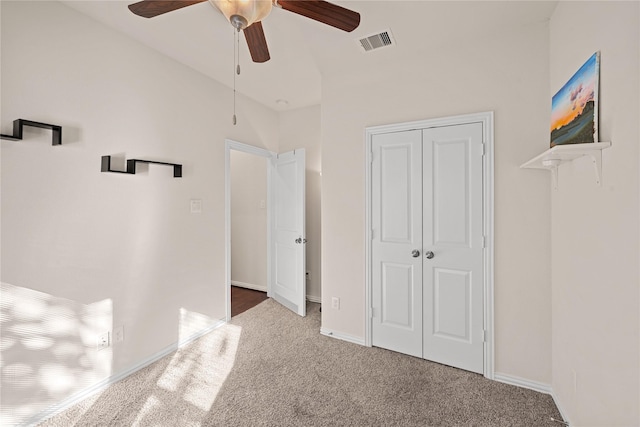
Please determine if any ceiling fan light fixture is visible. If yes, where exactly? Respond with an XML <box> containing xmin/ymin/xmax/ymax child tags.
<box><xmin>210</xmin><ymin>0</ymin><xmax>272</xmax><ymax>29</ymax></box>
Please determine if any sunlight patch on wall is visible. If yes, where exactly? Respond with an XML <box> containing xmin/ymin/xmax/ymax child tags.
<box><xmin>178</xmin><ymin>307</ymin><xmax>221</xmax><ymax>345</ymax></box>
<box><xmin>0</xmin><ymin>283</ymin><xmax>113</xmax><ymax>426</ymax></box>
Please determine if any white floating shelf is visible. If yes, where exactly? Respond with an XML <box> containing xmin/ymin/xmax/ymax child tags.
<box><xmin>520</xmin><ymin>142</ymin><xmax>611</xmax><ymax>189</ymax></box>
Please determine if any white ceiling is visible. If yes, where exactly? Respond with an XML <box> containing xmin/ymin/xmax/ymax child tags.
<box><xmin>61</xmin><ymin>0</ymin><xmax>558</xmax><ymax>112</ymax></box>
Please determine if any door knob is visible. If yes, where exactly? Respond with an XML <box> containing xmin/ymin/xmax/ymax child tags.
<box><xmin>425</xmin><ymin>251</ymin><xmax>435</xmax><ymax>259</ymax></box>
<box><xmin>411</xmin><ymin>249</ymin><xmax>420</xmax><ymax>258</ymax></box>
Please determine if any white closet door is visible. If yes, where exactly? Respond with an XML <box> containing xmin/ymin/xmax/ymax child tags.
<box><xmin>371</xmin><ymin>130</ymin><xmax>423</xmax><ymax>358</ymax></box>
<box><xmin>422</xmin><ymin>123</ymin><xmax>484</xmax><ymax>374</ymax></box>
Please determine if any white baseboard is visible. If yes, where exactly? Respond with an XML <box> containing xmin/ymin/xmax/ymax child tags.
<box><xmin>494</xmin><ymin>374</ymin><xmax>571</xmax><ymax>425</ymax></box>
<box><xmin>26</xmin><ymin>319</ymin><xmax>226</xmax><ymax>427</ymax></box>
<box><xmin>231</xmin><ymin>280</ymin><xmax>267</xmax><ymax>292</ymax></box>
<box><xmin>306</xmin><ymin>294</ymin><xmax>321</xmax><ymax>304</ymax></box>
<box><xmin>493</xmin><ymin>372</ymin><xmax>552</xmax><ymax>395</ymax></box>
<box><xmin>320</xmin><ymin>327</ymin><xmax>366</xmax><ymax>346</ymax></box>
<box><xmin>551</xmin><ymin>390</ymin><xmax>571</xmax><ymax>426</ymax></box>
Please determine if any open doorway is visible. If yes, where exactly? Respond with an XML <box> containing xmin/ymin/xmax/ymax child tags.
<box><xmin>229</xmin><ymin>149</ymin><xmax>269</xmax><ymax>317</ymax></box>
<box><xmin>224</xmin><ymin>139</ymin><xmax>307</xmax><ymax>321</ymax></box>
<box><xmin>227</xmin><ymin>145</ymin><xmax>270</xmax><ymax>318</ymax></box>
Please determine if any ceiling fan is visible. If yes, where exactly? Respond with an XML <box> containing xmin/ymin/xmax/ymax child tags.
<box><xmin>128</xmin><ymin>0</ymin><xmax>361</xmax><ymax>63</ymax></box>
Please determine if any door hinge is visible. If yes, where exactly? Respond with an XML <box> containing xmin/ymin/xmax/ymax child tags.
<box><xmin>370</xmin><ymin>307</ymin><xmax>376</xmax><ymax>318</ymax></box>
<box><xmin>370</xmin><ymin>151</ymin><xmax>374</xmax><ymax>163</ymax></box>
<box><xmin>482</xmin><ymin>236</ymin><xmax>486</xmax><ymax>248</ymax></box>
<box><xmin>482</xmin><ymin>329</ymin><xmax>487</xmax><ymax>342</ymax></box>
<box><xmin>481</xmin><ymin>143</ymin><xmax>486</xmax><ymax>156</ymax></box>
<box><xmin>371</xmin><ymin>228</ymin><xmax>375</xmax><ymax>240</ymax></box>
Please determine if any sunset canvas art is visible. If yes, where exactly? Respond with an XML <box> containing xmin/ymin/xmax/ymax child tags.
<box><xmin>550</xmin><ymin>52</ymin><xmax>600</xmax><ymax>147</ymax></box>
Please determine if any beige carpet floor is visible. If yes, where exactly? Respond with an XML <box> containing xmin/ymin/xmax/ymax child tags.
<box><xmin>40</xmin><ymin>299</ymin><xmax>563</xmax><ymax>426</ymax></box>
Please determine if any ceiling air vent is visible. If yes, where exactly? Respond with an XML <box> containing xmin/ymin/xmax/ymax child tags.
<box><xmin>358</xmin><ymin>30</ymin><xmax>395</xmax><ymax>53</ymax></box>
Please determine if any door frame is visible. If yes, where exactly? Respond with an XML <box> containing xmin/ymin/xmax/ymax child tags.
<box><xmin>364</xmin><ymin>111</ymin><xmax>495</xmax><ymax>379</ymax></box>
<box><xmin>224</xmin><ymin>139</ymin><xmax>275</xmax><ymax>322</ymax></box>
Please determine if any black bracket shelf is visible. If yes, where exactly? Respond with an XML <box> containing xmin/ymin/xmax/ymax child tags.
<box><xmin>0</xmin><ymin>119</ymin><xmax>62</xmax><ymax>145</ymax></box>
<box><xmin>101</xmin><ymin>155</ymin><xmax>182</xmax><ymax>178</ymax></box>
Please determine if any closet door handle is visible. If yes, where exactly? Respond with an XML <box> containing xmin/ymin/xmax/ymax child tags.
<box><xmin>425</xmin><ymin>251</ymin><xmax>435</xmax><ymax>259</ymax></box>
<box><xmin>411</xmin><ymin>249</ymin><xmax>420</xmax><ymax>258</ymax></box>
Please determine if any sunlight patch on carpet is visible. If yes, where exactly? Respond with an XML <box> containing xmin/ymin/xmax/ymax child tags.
<box><xmin>131</xmin><ymin>395</ymin><xmax>161</xmax><ymax>426</ymax></box>
<box><xmin>130</xmin><ymin>321</ymin><xmax>242</xmax><ymax>424</ymax></box>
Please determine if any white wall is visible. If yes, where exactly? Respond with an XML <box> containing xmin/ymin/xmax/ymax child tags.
<box><xmin>0</xmin><ymin>1</ymin><xmax>278</xmax><ymax>424</ymax></box>
<box><xmin>549</xmin><ymin>2</ymin><xmax>639</xmax><ymax>425</ymax></box>
<box><xmin>321</xmin><ymin>23</ymin><xmax>553</xmax><ymax>383</ymax></box>
<box><xmin>279</xmin><ymin>105</ymin><xmax>322</xmax><ymax>301</ymax></box>
<box><xmin>230</xmin><ymin>150</ymin><xmax>268</xmax><ymax>290</ymax></box>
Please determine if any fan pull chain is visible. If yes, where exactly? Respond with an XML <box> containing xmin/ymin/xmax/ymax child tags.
<box><xmin>232</xmin><ymin>28</ymin><xmax>240</xmax><ymax>126</ymax></box>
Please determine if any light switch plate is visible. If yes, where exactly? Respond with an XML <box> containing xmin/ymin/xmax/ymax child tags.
<box><xmin>190</xmin><ymin>199</ymin><xmax>202</xmax><ymax>214</ymax></box>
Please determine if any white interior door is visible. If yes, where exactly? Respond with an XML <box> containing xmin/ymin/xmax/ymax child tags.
<box><xmin>423</xmin><ymin>123</ymin><xmax>484</xmax><ymax>374</ymax></box>
<box><xmin>271</xmin><ymin>149</ymin><xmax>306</xmax><ymax>316</ymax></box>
<box><xmin>371</xmin><ymin>130</ymin><xmax>423</xmax><ymax>358</ymax></box>
<box><xmin>370</xmin><ymin>122</ymin><xmax>484</xmax><ymax>374</ymax></box>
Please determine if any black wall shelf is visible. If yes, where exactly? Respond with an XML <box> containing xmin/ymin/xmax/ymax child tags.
<box><xmin>0</xmin><ymin>119</ymin><xmax>62</xmax><ymax>145</ymax></box>
<box><xmin>101</xmin><ymin>155</ymin><xmax>182</xmax><ymax>178</ymax></box>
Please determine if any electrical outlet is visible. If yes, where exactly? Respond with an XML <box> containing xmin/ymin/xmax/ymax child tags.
<box><xmin>114</xmin><ymin>325</ymin><xmax>124</xmax><ymax>344</ymax></box>
<box><xmin>97</xmin><ymin>331</ymin><xmax>110</xmax><ymax>351</ymax></box>
<box><xmin>331</xmin><ymin>297</ymin><xmax>340</xmax><ymax>310</ymax></box>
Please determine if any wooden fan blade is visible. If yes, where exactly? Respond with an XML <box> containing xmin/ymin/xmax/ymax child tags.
<box><xmin>276</xmin><ymin>0</ymin><xmax>360</xmax><ymax>32</ymax></box>
<box><xmin>128</xmin><ymin>0</ymin><xmax>207</xmax><ymax>18</ymax></box>
<box><xmin>244</xmin><ymin>22</ymin><xmax>271</xmax><ymax>63</ymax></box>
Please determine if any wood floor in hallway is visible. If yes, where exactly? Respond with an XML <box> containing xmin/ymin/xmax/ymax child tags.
<box><xmin>231</xmin><ymin>286</ymin><xmax>268</xmax><ymax>317</ymax></box>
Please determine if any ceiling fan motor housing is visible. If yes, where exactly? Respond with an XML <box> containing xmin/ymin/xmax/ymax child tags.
<box><xmin>210</xmin><ymin>0</ymin><xmax>272</xmax><ymax>29</ymax></box>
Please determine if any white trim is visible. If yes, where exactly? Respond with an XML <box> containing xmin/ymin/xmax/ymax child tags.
<box><xmin>364</xmin><ymin>136</ymin><xmax>373</xmax><ymax>347</ymax></box>
<box><xmin>320</xmin><ymin>327</ymin><xmax>366</xmax><ymax>346</ymax></box>
<box><xmin>231</xmin><ymin>280</ymin><xmax>267</xmax><ymax>293</ymax></box>
<box><xmin>25</xmin><ymin>319</ymin><xmax>226</xmax><ymax>427</ymax></box>
<box><xmin>225</xmin><ymin>139</ymin><xmax>275</xmax><ymax>322</ymax></box>
<box><xmin>493</xmin><ymin>372</ymin><xmax>552</xmax><ymax>395</ymax></box>
<box><xmin>364</xmin><ymin>112</ymin><xmax>495</xmax><ymax>380</ymax></box>
<box><xmin>306</xmin><ymin>294</ymin><xmax>321</xmax><ymax>304</ymax></box>
<box><xmin>481</xmin><ymin>112</ymin><xmax>495</xmax><ymax>379</ymax></box>
<box><xmin>366</xmin><ymin>111</ymin><xmax>494</xmax><ymax>134</ymax></box>
<box><xmin>494</xmin><ymin>373</ymin><xmax>570</xmax><ymax>424</ymax></box>
<box><xmin>551</xmin><ymin>391</ymin><xmax>571</xmax><ymax>426</ymax></box>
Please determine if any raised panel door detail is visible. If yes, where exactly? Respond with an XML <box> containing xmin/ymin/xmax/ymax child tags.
<box><xmin>380</xmin><ymin>144</ymin><xmax>415</xmax><ymax>243</ymax></box>
<box><xmin>381</xmin><ymin>262</ymin><xmax>415</xmax><ymax>329</ymax></box>
<box><xmin>275</xmin><ymin>159</ymin><xmax>298</xmax><ymax>232</ymax></box>
<box><xmin>433</xmin><ymin>268</ymin><xmax>471</xmax><ymax>343</ymax></box>
<box><xmin>433</xmin><ymin>139</ymin><xmax>470</xmax><ymax>247</ymax></box>
<box><xmin>275</xmin><ymin>243</ymin><xmax>296</xmax><ymax>299</ymax></box>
